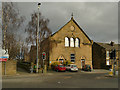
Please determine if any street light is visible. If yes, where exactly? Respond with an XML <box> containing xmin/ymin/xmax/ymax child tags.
<box><xmin>36</xmin><ymin>3</ymin><xmax>41</xmax><ymax>73</ymax></box>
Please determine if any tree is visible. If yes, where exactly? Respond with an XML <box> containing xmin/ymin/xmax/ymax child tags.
<box><xmin>2</xmin><ymin>2</ymin><xmax>25</xmax><ymax>59</ymax></box>
<box><xmin>6</xmin><ymin>34</ymin><xmax>20</xmax><ymax>59</ymax></box>
<box><xmin>25</xmin><ymin>12</ymin><xmax>52</xmax><ymax>46</ymax></box>
<box><xmin>25</xmin><ymin>12</ymin><xmax>52</xmax><ymax>65</ymax></box>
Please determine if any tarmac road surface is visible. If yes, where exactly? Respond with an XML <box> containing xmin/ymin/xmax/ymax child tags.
<box><xmin>2</xmin><ymin>69</ymin><xmax>118</xmax><ymax>88</ymax></box>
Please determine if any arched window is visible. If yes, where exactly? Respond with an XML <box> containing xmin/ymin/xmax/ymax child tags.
<box><xmin>75</xmin><ymin>38</ymin><xmax>80</xmax><ymax>47</ymax></box>
<box><xmin>70</xmin><ymin>38</ymin><xmax>74</xmax><ymax>47</ymax></box>
<box><xmin>65</xmin><ymin>37</ymin><xmax>69</xmax><ymax>47</ymax></box>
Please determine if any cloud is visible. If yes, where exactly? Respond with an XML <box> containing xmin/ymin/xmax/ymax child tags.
<box><xmin>15</xmin><ymin>2</ymin><xmax>118</xmax><ymax>43</ymax></box>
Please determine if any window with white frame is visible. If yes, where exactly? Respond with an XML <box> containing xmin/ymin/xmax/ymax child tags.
<box><xmin>70</xmin><ymin>38</ymin><xmax>74</xmax><ymax>47</ymax></box>
<box><xmin>106</xmin><ymin>51</ymin><xmax>109</xmax><ymax>58</ymax></box>
<box><xmin>75</xmin><ymin>38</ymin><xmax>80</xmax><ymax>47</ymax></box>
<box><xmin>71</xmin><ymin>54</ymin><xmax>75</xmax><ymax>62</ymax></box>
<box><xmin>65</xmin><ymin>37</ymin><xmax>69</xmax><ymax>47</ymax></box>
<box><xmin>106</xmin><ymin>60</ymin><xmax>110</xmax><ymax>65</ymax></box>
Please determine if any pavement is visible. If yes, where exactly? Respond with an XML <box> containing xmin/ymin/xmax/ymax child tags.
<box><xmin>81</xmin><ymin>69</ymin><xmax>109</xmax><ymax>73</ymax></box>
<box><xmin>2</xmin><ymin>69</ymin><xmax>110</xmax><ymax>77</ymax></box>
<box><xmin>2</xmin><ymin>68</ymin><xmax>118</xmax><ymax>88</ymax></box>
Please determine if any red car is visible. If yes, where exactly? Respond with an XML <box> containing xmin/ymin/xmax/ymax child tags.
<box><xmin>54</xmin><ymin>65</ymin><xmax>66</xmax><ymax>72</ymax></box>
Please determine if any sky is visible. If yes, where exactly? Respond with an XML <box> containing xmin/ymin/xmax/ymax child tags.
<box><xmin>3</xmin><ymin>2</ymin><xmax>119</xmax><ymax>44</ymax></box>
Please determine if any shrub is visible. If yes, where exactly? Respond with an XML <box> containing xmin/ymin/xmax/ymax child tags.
<box><xmin>63</xmin><ymin>60</ymin><xmax>72</xmax><ymax>66</ymax></box>
<box><xmin>51</xmin><ymin>61</ymin><xmax>60</xmax><ymax>70</ymax></box>
<box><xmin>51</xmin><ymin>61</ymin><xmax>60</xmax><ymax>66</ymax></box>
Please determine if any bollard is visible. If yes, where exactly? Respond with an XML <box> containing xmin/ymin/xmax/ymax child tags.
<box><xmin>30</xmin><ymin>66</ymin><xmax>33</xmax><ymax>73</ymax></box>
<box><xmin>115</xmin><ymin>71</ymin><xmax>118</xmax><ymax>76</ymax></box>
<box><xmin>41</xmin><ymin>68</ymin><xmax>43</xmax><ymax>73</ymax></box>
<box><xmin>109</xmin><ymin>69</ymin><xmax>113</xmax><ymax>76</ymax></box>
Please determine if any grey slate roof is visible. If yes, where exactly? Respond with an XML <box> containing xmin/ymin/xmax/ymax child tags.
<box><xmin>95</xmin><ymin>42</ymin><xmax>120</xmax><ymax>51</ymax></box>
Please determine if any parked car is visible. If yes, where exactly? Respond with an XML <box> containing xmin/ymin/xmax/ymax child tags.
<box><xmin>66</xmin><ymin>64</ymin><xmax>78</xmax><ymax>72</ymax></box>
<box><xmin>54</xmin><ymin>64</ymin><xmax>66</xmax><ymax>72</ymax></box>
<box><xmin>82</xmin><ymin>65</ymin><xmax>91</xmax><ymax>72</ymax></box>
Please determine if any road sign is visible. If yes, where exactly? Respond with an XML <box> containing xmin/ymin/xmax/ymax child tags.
<box><xmin>0</xmin><ymin>58</ymin><xmax>7</xmax><ymax>61</ymax></box>
<box><xmin>0</xmin><ymin>49</ymin><xmax>9</xmax><ymax>62</ymax></box>
<box><xmin>0</xmin><ymin>56</ymin><xmax>9</xmax><ymax>58</ymax></box>
<box><xmin>0</xmin><ymin>55</ymin><xmax>8</xmax><ymax>61</ymax></box>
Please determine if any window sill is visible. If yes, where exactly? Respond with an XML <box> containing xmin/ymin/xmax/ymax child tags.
<box><xmin>64</xmin><ymin>47</ymin><xmax>80</xmax><ymax>48</ymax></box>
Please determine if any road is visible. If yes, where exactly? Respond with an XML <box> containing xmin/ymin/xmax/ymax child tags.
<box><xmin>2</xmin><ymin>69</ymin><xmax>118</xmax><ymax>88</ymax></box>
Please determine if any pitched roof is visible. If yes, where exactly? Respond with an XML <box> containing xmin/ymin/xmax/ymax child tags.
<box><xmin>51</xmin><ymin>17</ymin><xmax>92</xmax><ymax>43</ymax></box>
<box><xmin>95</xmin><ymin>42</ymin><xmax>120</xmax><ymax>50</ymax></box>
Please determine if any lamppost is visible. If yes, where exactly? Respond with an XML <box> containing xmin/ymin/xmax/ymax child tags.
<box><xmin>36</xmin><ymin>3</ymin><xmax>41</xmax><ymax>73</ymax></box>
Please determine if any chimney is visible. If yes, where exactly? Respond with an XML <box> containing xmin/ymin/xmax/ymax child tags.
<box><xmin>110</xmin><ymin>41</ymin><xmax>114</xmax><ymax>46</ymax></box>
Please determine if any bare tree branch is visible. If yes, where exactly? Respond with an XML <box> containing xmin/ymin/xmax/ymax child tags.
<box><xmin>25</xmin><ymin>12</ymin><xmax>51</xmax><ymax>46</ymax></box>
<box><xmin>2</xmin><ymin>2</ymin><xmax>25</xmax><ymax>59</ymax></box>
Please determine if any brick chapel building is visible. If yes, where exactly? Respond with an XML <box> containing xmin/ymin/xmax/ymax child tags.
<box><xmin>40</xmin><ymin>17</ymin><xmax>93</xmax><ymax>69</ymax></box>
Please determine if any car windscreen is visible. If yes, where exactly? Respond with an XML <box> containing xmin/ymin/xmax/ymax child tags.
<box><xmin>73</xmin><ymin>65</ymin><xmax>77</xmax><ymax>67</ymax></box>
<box><xmin>59</xmin><ymin>65</ymin><xmax>64</xmax><ymax>67</ymax></box>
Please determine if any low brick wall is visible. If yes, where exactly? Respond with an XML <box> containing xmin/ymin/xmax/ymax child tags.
<box><xmin>2</xmin><ymin>60</ymin><xmax>17</xmax><ymax>75</ymax></box>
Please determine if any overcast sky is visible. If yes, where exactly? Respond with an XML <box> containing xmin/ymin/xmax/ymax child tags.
<box><xmin>11</xmin><ymin>2</ymin><xmax>119</xmax><ymax>43</ymax></box>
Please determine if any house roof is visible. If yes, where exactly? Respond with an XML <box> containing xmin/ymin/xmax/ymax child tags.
<box><xmin>51</xmin><ymin>17</ymin><xmax>92</xmax><ymax>43</ymax></box>
<box><xmin>95</xmin><ymin>42</ymin><xmax>120</xmax><ymax>51</ymax></box>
